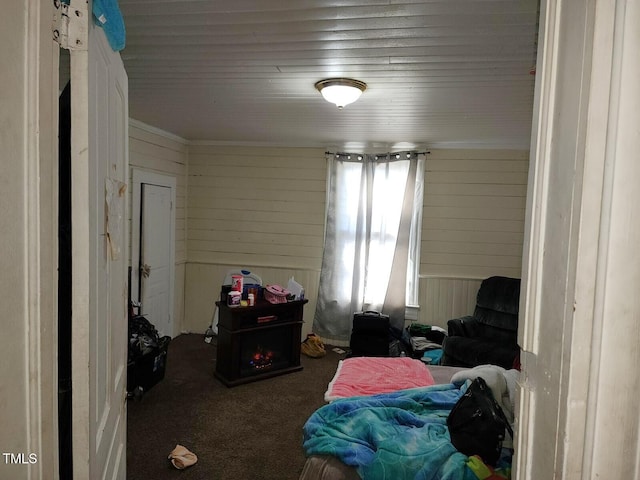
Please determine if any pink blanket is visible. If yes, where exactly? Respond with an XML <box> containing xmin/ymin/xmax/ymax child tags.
<box><xmin>324</xmin><ymin>357</ymin><xmax>435</xmax><ymax>402</ymax></box>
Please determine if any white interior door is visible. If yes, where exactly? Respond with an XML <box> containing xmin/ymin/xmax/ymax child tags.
<box><xmin>140</xmin><ymin>183</ymin><xmax>174</xmax><ymax>337</ymax></box>
<box><xmin>71</xmin><ymin>22</ymin><xmax>128</xmax><ymax>479</ymax></box>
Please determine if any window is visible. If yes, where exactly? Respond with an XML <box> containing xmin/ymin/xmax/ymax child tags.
<box><xmin>314</xmin><ymin>152</ymin><xmax>425</xmax><ymax>340</ymax></box>
<box><xmin>336</xmin><ymin>158</ymin><xmax>423</xmax><ymax>305</ymax></box>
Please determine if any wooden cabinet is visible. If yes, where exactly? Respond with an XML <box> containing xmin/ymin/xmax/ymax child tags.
<box><xmin>214</xmin><ymin>299</ymin><xmax>307</xmax><ymax>387</ymax></box>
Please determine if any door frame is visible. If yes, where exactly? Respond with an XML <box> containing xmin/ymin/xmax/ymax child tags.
<box><xmin>17</xmin><ymin>0</ymin><xmax>59</xmax><ymax>475</ymax></box>
<box><xmin>516</xmin><ymin>0</ymin><xmax>640</xmax><ymax>478</ymax></box>
<box><xmin>131</xmin><ymin>168</ymin><xmax>176</xmax><ymax>335</ymax></box>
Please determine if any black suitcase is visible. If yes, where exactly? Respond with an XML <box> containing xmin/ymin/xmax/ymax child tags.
<box><xmin>349</xmin><ymin>311</ymin><xmax>390</xmax><ymax>356</ymax></box>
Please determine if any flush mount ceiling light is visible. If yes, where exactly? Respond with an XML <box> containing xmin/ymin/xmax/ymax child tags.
<box><xmin>315</xmin><ymin>78</ymin><xmax>367</xmax><ymax>109</ymax></box>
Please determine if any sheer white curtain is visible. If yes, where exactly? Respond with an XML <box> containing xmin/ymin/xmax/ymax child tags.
<box><xmin>313</xmin><ymin>152</ymin><xmax>425</xmax><ymax>344</ymax></box>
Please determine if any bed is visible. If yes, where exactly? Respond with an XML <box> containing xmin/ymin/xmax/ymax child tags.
<box><xmin>301</xmin><ymin>360</ymin><xmax>515</xmax><ymax>480</ymax></box>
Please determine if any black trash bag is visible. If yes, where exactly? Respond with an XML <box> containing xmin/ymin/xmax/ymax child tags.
<box><xmin>129</xmin><ymin>315</ymin><xmax>163</xmax><ymax>359</ymax></box>
<box><xmin>127</xmin><ymin>315</ymin><xmax>172</xmax><ymax>398</ymax></box>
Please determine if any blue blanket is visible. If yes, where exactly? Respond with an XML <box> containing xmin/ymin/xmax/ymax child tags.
<box><xmin>303</xmin><ymin>384</ymin><xmax>476</xmax><ymax>480</ymax></box>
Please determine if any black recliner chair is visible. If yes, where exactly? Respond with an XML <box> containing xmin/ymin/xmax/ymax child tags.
<box><xmin>441</xmin><ymin>276</ymin><xmax>521</xmax><ymax>369</ymax></box>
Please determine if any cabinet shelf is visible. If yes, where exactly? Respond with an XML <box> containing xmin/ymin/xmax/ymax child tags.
<box><xmin>214</xmin><ymin>299</ymin><xmax>308</xmax><ymax>387</ymax></box>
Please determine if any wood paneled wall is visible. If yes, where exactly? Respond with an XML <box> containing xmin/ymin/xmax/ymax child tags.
<box><xmin>183</xmin><ymin>145</ymin><xmax>326</xmax><ymax>334</ymax></box>
<box><xmin>128</xmin><ymin>120</ymin><xmax>188</xmax><ymax>331</ymax></box>
<box><xmin>421</xmin><ymin>149</ymin><xmax>528</xmax><ymax>279</ymax></box>
<box><xmin>182</xmin><ymin>146</ymin><xmax>528</xmax><ymax>335</ymax></box>
<box><xmin>187</xmin><ymin>145</ymin><xmax>326</xmax><ymax>269</ymax></box>
<box><xmin>417</xmin><ymin>276</ymin><xmax>483</xmax><ymax>329</ymax></box>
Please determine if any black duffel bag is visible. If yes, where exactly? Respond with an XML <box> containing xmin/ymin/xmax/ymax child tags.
<box><xmin>446</xmin><ymin>376</ymin><xmax>513</xmax><ymax>466</ymax></box>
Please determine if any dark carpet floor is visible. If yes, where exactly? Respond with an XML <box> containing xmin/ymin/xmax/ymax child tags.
<box><xmin>126</xmin><ymin>333</ymin><xmax>344</xmax><ymax>480</ymax></box>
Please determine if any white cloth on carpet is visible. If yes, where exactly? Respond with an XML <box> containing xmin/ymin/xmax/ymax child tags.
<box><xmin>168</xmin><ymin>444</ymin><xmax>198</xmax><ymax>470</ymax></box>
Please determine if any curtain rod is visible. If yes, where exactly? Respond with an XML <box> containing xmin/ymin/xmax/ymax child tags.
<box><xmin>324</xmin><ymin>150</ymin><xmax>430</xmax><ymax>155</ymax></box>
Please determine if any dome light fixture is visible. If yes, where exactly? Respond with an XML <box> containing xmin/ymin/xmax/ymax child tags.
<box><xmin>314</xmin><ymin>78</ymin><xmax>367</xmax><ymax>109</ymax></box>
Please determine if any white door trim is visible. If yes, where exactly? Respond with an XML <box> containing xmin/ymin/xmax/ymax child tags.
<box><xmin>517</xmin><ymin>0</ymin><xmax>640</xmax><ymax>478</ymax></box>
<box><xmin>70</xmin><ymin>27</ymin><xmax>92</xmax><ymax>480</ymax></box>
<box><xmin>131</xmin><ymin>169</ymin><xmax>176</xmax><ymax>334</ymax></box>
<box><xmin>21</xmin><ymin>0</ymin><xmax>59</xmax><ymax>474</ymax></box>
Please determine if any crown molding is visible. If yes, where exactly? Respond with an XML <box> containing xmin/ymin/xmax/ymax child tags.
<box><xmin>129</xmin><ymin>118</ymin><xmax>189</xmax><ymax>145</ymax></box>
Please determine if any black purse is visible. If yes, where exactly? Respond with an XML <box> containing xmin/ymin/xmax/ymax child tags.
<box><xmin>446</xmin><ymin>376</ymin><xmax>514</xmax><ymax>466</ymax></box>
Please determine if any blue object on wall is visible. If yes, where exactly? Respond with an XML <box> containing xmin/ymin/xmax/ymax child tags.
<box><xmin>61</xmin><ymin>0</ymin><xmax>126</xmax><ymax>51</ymax></box>
<box><xmin>92</xmin><ymin>0</ymin><xmax>126</xmax><ymax>51</ymax></box>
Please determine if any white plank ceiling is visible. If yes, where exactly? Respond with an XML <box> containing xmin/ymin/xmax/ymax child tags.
<box><xmin>119</xmin><ymin>0</ymin><xmax>539</xmax><ymax>150</ymax></box>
